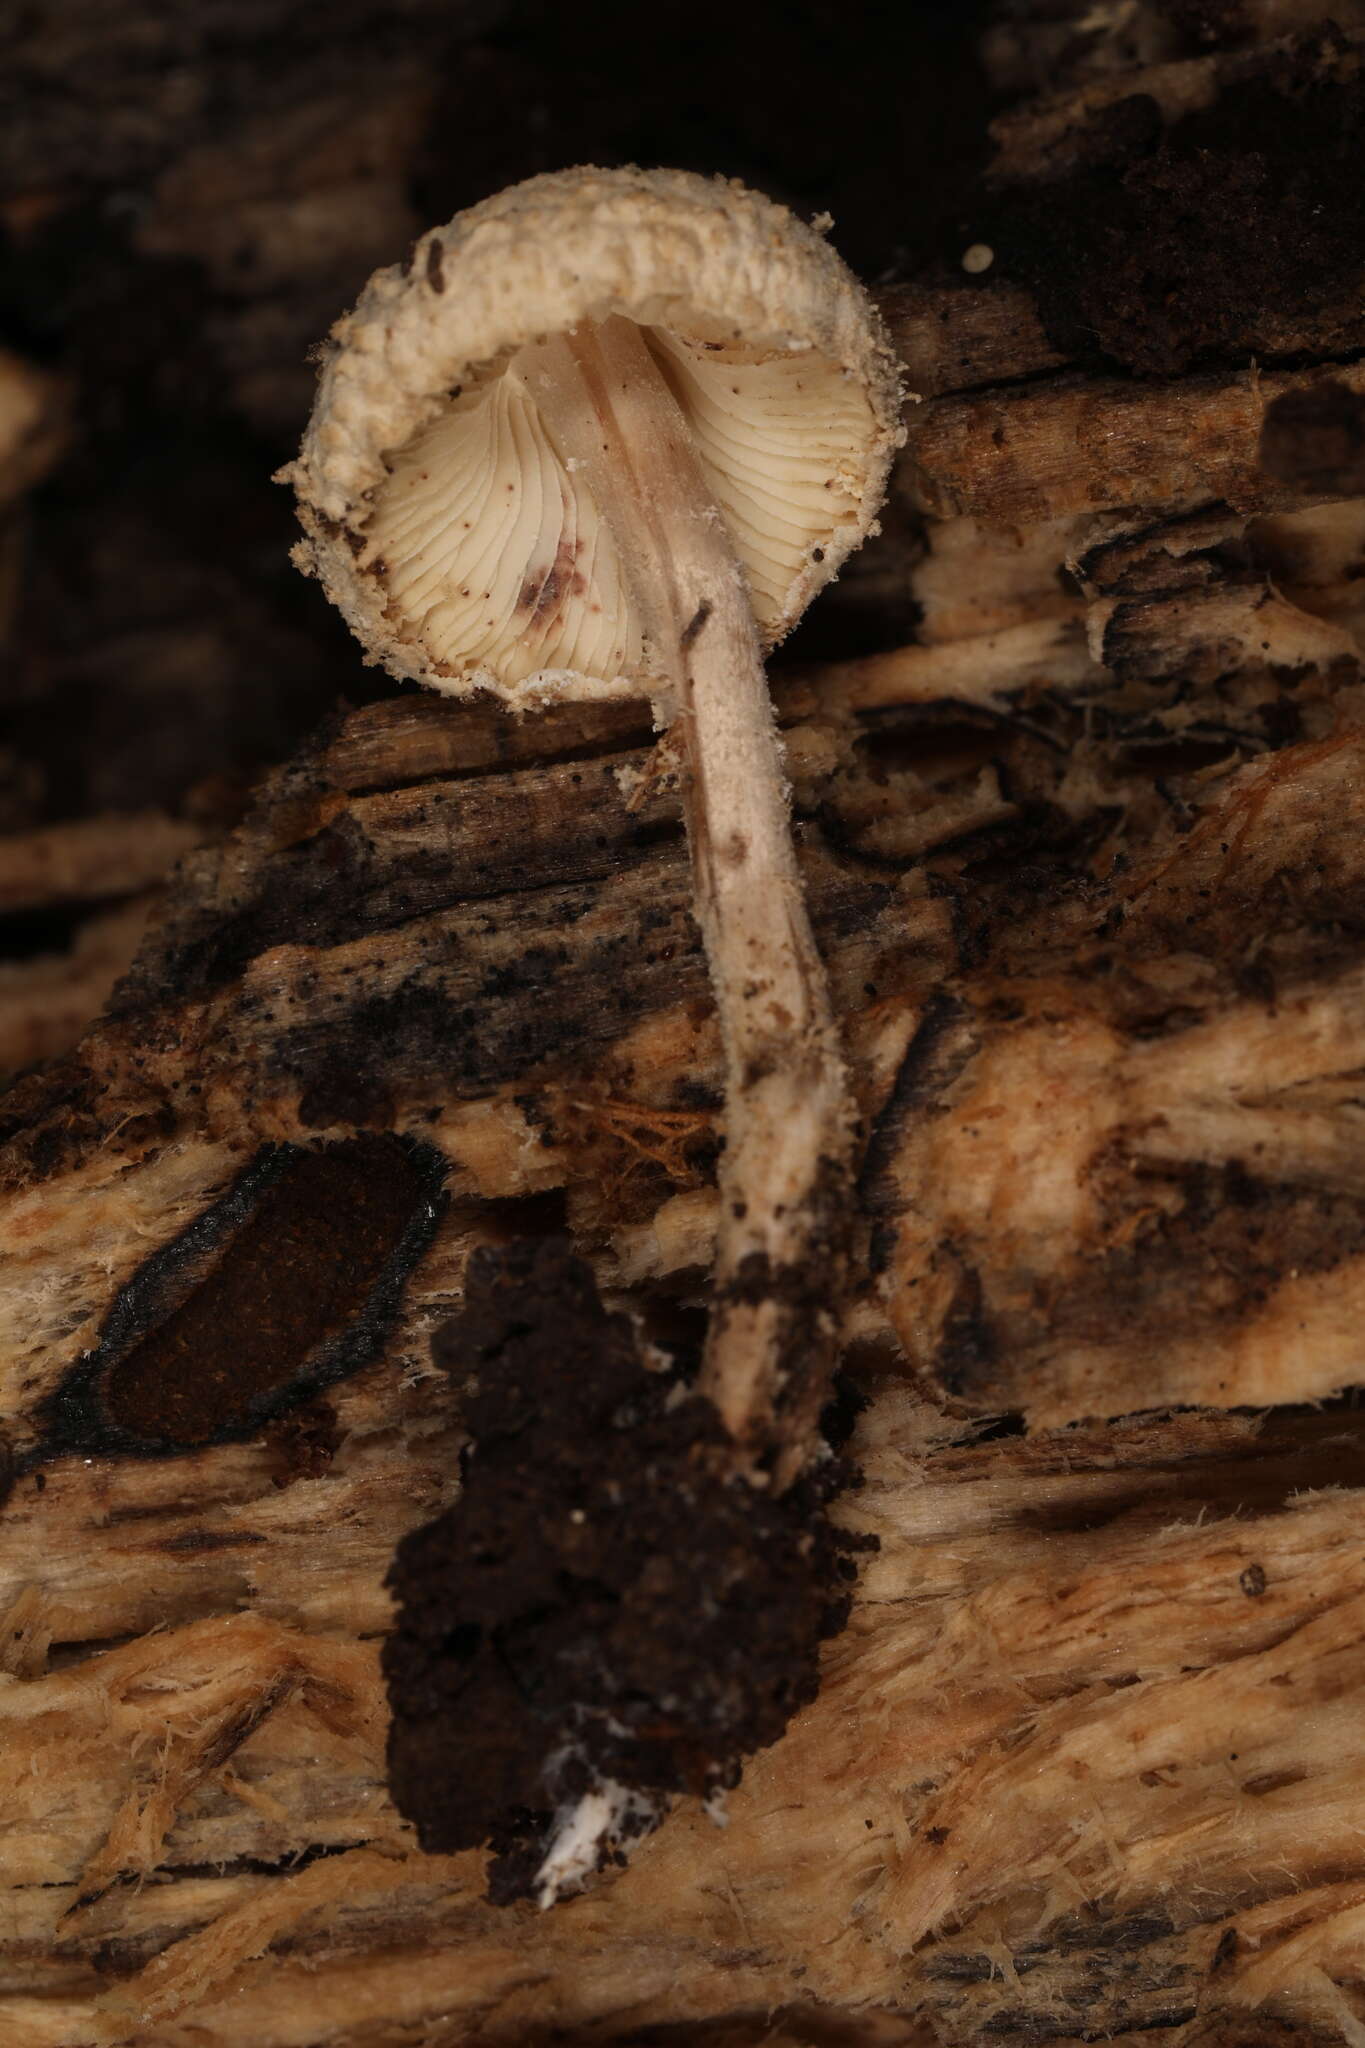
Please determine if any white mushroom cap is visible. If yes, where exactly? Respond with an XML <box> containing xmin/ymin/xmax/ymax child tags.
<box><xmin>282</xmin><ymin>165</ymin><xmax>904</xmax><ymax>706</ymax></box>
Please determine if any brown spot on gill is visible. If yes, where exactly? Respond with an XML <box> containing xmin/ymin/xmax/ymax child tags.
<box><xmin>517</xmin><ymin>562</ymin><xmax>561</xmax><ymax>623</ymax></box>
<box><xmin>37</xmin><ymin>1137</ymin><xmax>445</xmax><ymax>1461</ymax></box>
<box><xmin>517</xmin><ymin>533</ymin><xmax>585</xmax><ymax>632</ymax></box>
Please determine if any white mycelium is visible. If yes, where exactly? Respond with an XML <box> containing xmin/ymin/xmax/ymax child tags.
<box><xmin>534</xmin><ymin>1778</ymin><xmax>663</xmax><ymax>1911</ymax></box>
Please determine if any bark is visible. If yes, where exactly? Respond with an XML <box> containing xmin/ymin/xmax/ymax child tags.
<box><xmin>4</xmin><ymin>4</ymin><xmax>1365</xmax><ymax>2045</ymax></box>
<box><xmin>902</xmin><ymin>360</ymin><xmax>1365</xmax><ymax>528</ymax></box>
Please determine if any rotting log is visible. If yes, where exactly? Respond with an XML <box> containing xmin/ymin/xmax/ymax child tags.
<box><xmin>7</xmin><ymin>5</ymin><xmax>1365</xmax><ymax>2045</ymax></box>
<box><xmin>5</xmin><ymin>1403</ymin><xmax>1365</xmax><ymax>2048</ymax></box>
<box><xmin>6</xmin><ymin>509</ymin><xmax>1365</xmax><ymax>2037</ymax></box>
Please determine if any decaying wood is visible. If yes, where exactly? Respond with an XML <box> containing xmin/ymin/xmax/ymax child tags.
<box><xmin>987</xmin><ymin>19</ymin><xmax>1365</xmax><ymax>185</ymax></box>
<box><xmin>4</xmin><ymin>465</ymin><xmax>1365</xmax><ymax>2036</ymax></box>
<box><xmin>0</xmin><ymin>351</ymin><xmax>69</xmax><ymax>506</ymax></box>
<box><xmin>903</xmin><ymin>359</ymin><xmax>1365</xmax><ymax>528</ymax></box>
<box><xmin>0</xmin><ymin>330</ymin><xmax>198</xmax><ymax>1076</ymax></box>
<box><xmin>881</xmin><ymin>281</ymin><xmax>1066</xmax><ymax>400</ymax></box>
<box><xmin>0</xmin><ymin>813</ymin><xmax>200</xmax><ymax>916</ymax></box>
<box><xmin>0</xmin><ymin>2</ymin><xmax>499</xmax><ymax>441</ymax></box>
<box><xmin>0</xmin><ymin>899</ymin><xmax>157</xmax><ymax>1079</ymax></box>
<box><xmin>0</xmin><ymin>813</ymin><xmax>208</xmax><ymax>1080</ymax></box>
<box><xmin>5</xmin><ymin>1399</ymin><xmax>1365</xmax><ymax>2046</ymax></box>
<box><xmin>7</xmin><ymin>4</ymin><xmax>1365</xmax><ymax>2043</ymax></box>
<box><xmin>983</xmin><ymin>0</ymin><xmax>1365</xmax><ymax>101</ymax></box>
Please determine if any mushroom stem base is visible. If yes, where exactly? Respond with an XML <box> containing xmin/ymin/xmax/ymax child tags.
<box><xmin>521</xmin><ymin>317</ymin><xmax>854</xmax><ymax>1481</ymax></box>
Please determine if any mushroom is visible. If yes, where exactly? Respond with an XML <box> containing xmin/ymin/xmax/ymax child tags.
<box><xmin>283</xmin><ymin>167</ymin><xmax>902</xmax><ymax>1485</ymax></box>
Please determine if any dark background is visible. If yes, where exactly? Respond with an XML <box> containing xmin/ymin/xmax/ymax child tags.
<box><xmin>0</xmin><ymin>0</ymin><xmax>994</xmax><ymax>835</ymax></box>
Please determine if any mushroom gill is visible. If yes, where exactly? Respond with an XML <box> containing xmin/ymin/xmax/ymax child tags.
<box><xmin>362</xmin><ymin>327</ymin><xmax>880</xmax><ymax>697</ymax></box>
<box><xmin>366</xmin><ymin>368</ymin><xmax>642</xmax><ymax>690</ymax></box>
<box><xmin>643</xmin><ymin>330</ymin><xmax>879</xmax><ymax>627</ymax></box>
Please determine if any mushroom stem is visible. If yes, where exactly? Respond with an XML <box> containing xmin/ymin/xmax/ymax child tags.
<box><xmin>522</xmin><ymin>317</ymin><xmax>852</xmax><ymax>1484</ymax></box>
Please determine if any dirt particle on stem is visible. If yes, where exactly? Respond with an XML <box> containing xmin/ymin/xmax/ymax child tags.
<box><xmin>680</xmin><ymin>601</ymin><xmax>713</xmax><ymax>649</ymax></box>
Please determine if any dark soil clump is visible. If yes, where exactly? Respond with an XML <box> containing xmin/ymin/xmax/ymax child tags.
<box><xmin>383</xmin><ymin>1237</ymin><xmax>867</xmax><ymax>1904</ymax></box>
